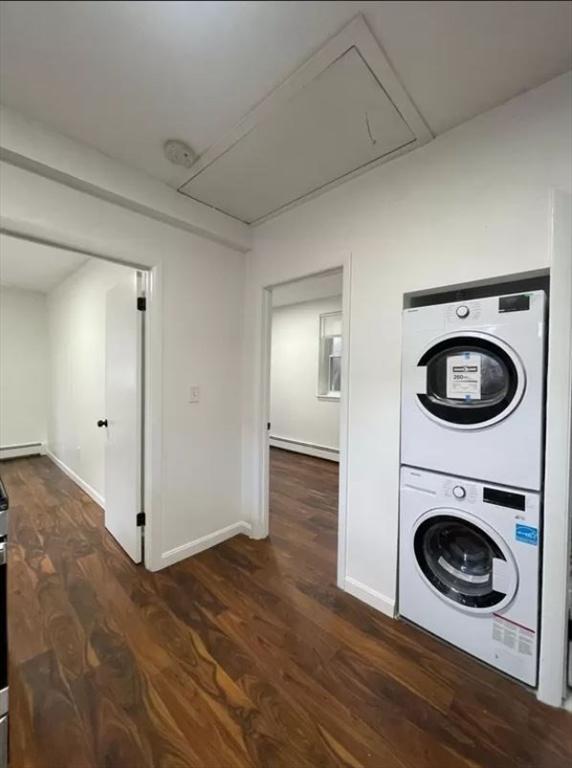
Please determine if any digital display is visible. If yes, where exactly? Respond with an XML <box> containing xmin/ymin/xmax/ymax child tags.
<box><xmin>498</xmin><ymin>294</ymin><xmax>530</xmax><ymax>313</ymax></box>
<box><xmin>483</xmin><ymin>487</ymin><xmax>525</xmax><ymax>510</ymax></box>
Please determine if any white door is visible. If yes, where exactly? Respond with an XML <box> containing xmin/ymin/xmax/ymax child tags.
<box><xmin>103</xmin><ymin>273</ymin><xmax>143</xmax><ymax>563</ymax></box>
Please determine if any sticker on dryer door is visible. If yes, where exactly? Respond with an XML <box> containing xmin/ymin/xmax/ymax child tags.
<box><xmin>446</xmin><ymin>353</ymin><xmax>482</xmax><ymax>400</ymax></box>
<box><xmin>515</xmin><ymin>523</ymin><xmax>538</xmax><ymax>545</ymax></box>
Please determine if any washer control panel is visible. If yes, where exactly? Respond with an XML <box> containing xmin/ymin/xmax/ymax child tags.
<box><xmin>442</xmin><ymin>478</ymin><xmax>478</xmax><ymax>503</ymax></box>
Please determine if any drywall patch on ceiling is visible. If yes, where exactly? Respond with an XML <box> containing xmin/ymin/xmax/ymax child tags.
<box><xmin>178</xmin><ymin>16</ymin><xmax>432</xmax><ymax>224</ymax></box>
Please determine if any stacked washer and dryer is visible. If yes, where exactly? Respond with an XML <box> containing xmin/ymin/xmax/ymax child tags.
<box><xmin>399</xmin><ymin>291</ymin><xmax>546</xmax><ymax>686</ymax></box>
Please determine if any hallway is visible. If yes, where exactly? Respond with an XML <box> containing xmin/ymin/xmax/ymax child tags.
<box><xmin>4</xmin><ymin>451</ymin><xmax>571</xmax><ymax>768</ymax></box>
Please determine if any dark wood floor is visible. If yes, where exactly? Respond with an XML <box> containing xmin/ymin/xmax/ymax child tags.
<box><xmin>3</xmin><ymin>450</ymin><xmax>571</xmax><ymax>768</ymax></box>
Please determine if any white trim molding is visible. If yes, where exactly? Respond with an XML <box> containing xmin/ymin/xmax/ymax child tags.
<box><xmin>0</xmin><ymin>442</ymin><xmax>44</xmax><ymax>460</ymax></box>
<box><xmin>537</xmin><ymin>190</ymin><xmax>572</xmax><ymax>708</ymax></box>
<box><xmin>160</xmin><ymin>521</ymin><xmax>252</xmax><ymax>569</ymax></box>
<box><xmin>269</xmin><ymin>436</ymin><xmax>339</xmax><ymax>462</ymax></box>
<box><xmin>45</xmin><ymin>449</ymin><xmax>105</xmax><ymax>509</ymax></box>
<box><xmin>256</xmin><ymin>257</ymin><xmax>353</xmax><ymax>592</ymax></box>
<box><xmin>337</xmin><ymin>253</ymin><xmax>352</xmax><ymax>590</ymax></box>
<box><xmin>343</xmin><ymin>576</ymin><xmax>395</xmax><ymax>618</ymax></box>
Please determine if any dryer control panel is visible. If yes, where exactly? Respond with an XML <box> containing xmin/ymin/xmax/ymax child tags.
<box><xmin>445</xmin><ymin>301</ymin><xmax>483</xmax><ymax>326</ymax></box>
<box><xmin>403</xmin><ymin>290</ymin><xmax>544</xmax><ymax>331</ymax></box>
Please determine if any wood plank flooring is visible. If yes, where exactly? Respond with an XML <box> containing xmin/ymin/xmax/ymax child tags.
<box><xmin>3</xmin><ymin>449</ymin><xmax>571</xmax><ymax>768</ymax></box>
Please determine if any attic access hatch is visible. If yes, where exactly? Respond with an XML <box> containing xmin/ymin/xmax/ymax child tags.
<box><xmin>178</xmin><ymin>16</ymin><xmax>431</xmax><ymax>224</ymax></box>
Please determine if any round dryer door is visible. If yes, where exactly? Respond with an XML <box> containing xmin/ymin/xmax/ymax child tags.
<box><xmin>413</xmin><ymin>510</ymin><xmax>518</xmax><ymax>613</ymax></box>
<box><xmin>416</xmin><ymin>332</ymin><xmax>525</xmax><ymax>429</ymax></box>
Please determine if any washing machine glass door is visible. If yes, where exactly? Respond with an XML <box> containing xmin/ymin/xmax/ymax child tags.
<box><xmin>416</xmin><ymin>333</ymin><xmax>525</xmax><ymax>428</ymax></box>
<box><xmin>413</xmin><ymin>512</ymin><xmax>517</xmax><ymax>612</ymax></box>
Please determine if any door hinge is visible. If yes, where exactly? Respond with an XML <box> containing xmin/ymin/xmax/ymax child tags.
<box><xmin>136</xmin><ymin>511</ymin><xmax>146</xmax><ymax>526</ymax></box>
<box><xmin>267</xmin><ymin>422</ymin><xmax>271</xmax><ymax>430</ymax></box>
<box><xmin>137</xmin><ymin>296</ymin><xmax>147</xmax><ymax>311</ymax></box>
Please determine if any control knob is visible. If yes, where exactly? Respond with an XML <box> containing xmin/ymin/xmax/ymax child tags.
<box><xmin>456</xmin><ymin>305</ymin><xmax>470</xmax><ymax>319</ymax></box>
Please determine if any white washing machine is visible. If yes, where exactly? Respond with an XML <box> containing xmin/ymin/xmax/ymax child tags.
<box><xmin>401</xmin><ymin>291</ymin><xmax>546</xmax><ymax>490</ymax></box>
<box><xmin>399</xmin><ymin>466</ymin><xmax>541</xmax><ymax>685</ymax></box>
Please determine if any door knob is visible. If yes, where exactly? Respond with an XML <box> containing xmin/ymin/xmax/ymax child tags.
<box><xmin>97</xmin><ymin>419</ymin><xmax>108</xmax><ymax>428</ymax></box>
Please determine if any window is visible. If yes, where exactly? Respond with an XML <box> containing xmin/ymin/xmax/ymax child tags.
<box><xmin>318</xmin><ymin>312</ymin><xmax>342</xmax><ymax>398</ymax></box>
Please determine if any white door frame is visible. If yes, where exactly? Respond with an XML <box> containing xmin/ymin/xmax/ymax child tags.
<box><xmin>537</xmin><ymin>190</ymin><xmax>572</xmax><ymax>708</ymax></box>
<box><xmin>258</xmin><ymin>256</ymin><xmax>352</xmax><ymax>587</ymax></box>
<box><xmin>0</xmin><ymin>227</ymin><xmax>162</xmax><ymax>571</ymax></box>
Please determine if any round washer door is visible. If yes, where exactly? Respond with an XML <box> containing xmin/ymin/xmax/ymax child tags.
<box><xmin>412</xmin><ymin>509</ymin><xmax>518</xmax><ymax>614</ymax></box>
<box><xmin>416</xmin><ymin>332</ymin><xmax>525</xmax><ymax>429</ymax></box>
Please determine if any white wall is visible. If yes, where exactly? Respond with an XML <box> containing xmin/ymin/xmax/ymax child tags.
<box><xmin>0</xmin><ymin>286</ymin><xmax>48</xmax><ymax>452</ymax></box>
<box><xmin>0</xmin><ymin>149</ymin><xmax>246</xmax><ymax>572</ymax></box>
<box><xmin>271</xmin><ymin>296</ymin><xmax>341</xmax><ymax>452</ymax></box>
<box><xmin>243</xmin><ymin>72</ymin><xmax>572</xmax><ymax>614</ymax></box>
<box><xmin>46</xmin><ymin>258</ymin><xmax>134</xmax><ymax>501</ymax></box>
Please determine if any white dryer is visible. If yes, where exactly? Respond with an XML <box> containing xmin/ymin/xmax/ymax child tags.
<box><xmin>399</xmin><ymin>466</ymin><xmax>541</xmax><ymax>685</ymax></box>
<box><xmin>401</xmin><ymin>291</ymin><xmax>546</xmax><ymax>490</ymax></box>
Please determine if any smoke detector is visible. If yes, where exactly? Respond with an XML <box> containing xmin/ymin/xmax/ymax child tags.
<box><xmin>163</xmin><ymin>139</ymin><xmax>196</xmax><ymax>168</ymax></box>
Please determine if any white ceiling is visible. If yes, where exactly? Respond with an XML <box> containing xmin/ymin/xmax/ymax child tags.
<box><xmin>0</xmin><ymin>236</ymin><xmax>89</xmax><ymax>293</ymax></box>
<box><xmin>0</xmin><ymin>1</ymin><xmax>570</xmax><ymax>191</ymax></box>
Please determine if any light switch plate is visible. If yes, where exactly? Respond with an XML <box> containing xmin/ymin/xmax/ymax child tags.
<box><xmin>189</xmin><ymin>386</ymin><xmax>200</xmax><ymax>404</ymax></box>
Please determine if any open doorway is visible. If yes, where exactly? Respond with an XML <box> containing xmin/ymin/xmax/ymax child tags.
<box><xmin>266</xmin><ymin>269</ymin><xmax>345</xmax><ymax>587</ymax></box>
<box><xmin>0</xmin><ymin>232</ymin><xmax>149</xmax><ymax>565</ymax></box>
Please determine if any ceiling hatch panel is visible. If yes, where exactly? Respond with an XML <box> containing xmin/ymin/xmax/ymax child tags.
<box><xmin>178</xmin><ymin>16</ymin><xmax>431</xmax><ymax>224</ymax></box>
<box><xmin>180</xmin><ymin>47</ymin><xmax>415</xmax><ymax>223</ymax></box>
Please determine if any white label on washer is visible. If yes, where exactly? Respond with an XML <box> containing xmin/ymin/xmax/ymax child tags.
<box><xmin>492</xmin><ymin>615</ymin><xmax>535</xmax><ymax>655</ymax></box>
<box><xmin>446</xmin><ymin>353</ymin><xmax>482</xmax><ymax>400</ymax></box>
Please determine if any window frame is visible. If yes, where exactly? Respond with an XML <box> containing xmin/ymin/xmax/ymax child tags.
<box><xmin>318</xmin><ymin>311</ymin><xmax>342</xmax><ymax>400</ymax></box>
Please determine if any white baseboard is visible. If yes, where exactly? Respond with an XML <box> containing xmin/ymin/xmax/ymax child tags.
<box><xmin>45</xmin><ymin>449</ymin><xmax>105</xmax><ymax>509</ymax></box>
<box><xmin>0</xmin><ymin>442</ymin><xmax>45</xmax><ymax>460</ymax></box>
<box><xmin>160</xmin><ymin>520</ymin><xmax>252</xmax><ymax>568</ymax></box>
<box><xmin>270</xmin><ymin>436</ymin><xmax>339</xmax><ymax>462</ymax></box>
<box><xmin>342</xmin><ymin>576</ymin><xmax>396</xmax><ymax>618</ymax></box>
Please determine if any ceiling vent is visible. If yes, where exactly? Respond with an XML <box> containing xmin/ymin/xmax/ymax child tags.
<box><xmin>178</xmin><ymin>16</ymin><xmax>432</xmax><ymax>225</ymax></box>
